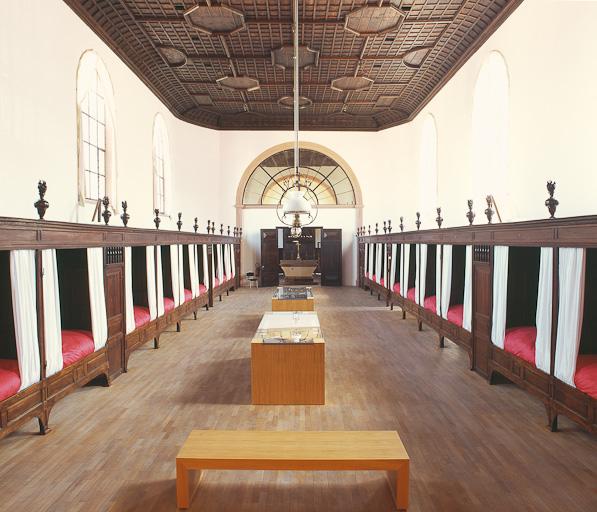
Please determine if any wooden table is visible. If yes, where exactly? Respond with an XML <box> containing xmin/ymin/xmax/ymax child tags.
<box><xmin>251</xmin><ymin>312</ymin><xmax>324</xmax><ymax>405</ymax></box>
<box><xmin>176</xmin><ymin>430</ymin><xmax>410</xmax><ymax>510</ymax></box>
<box><xmin>271</xmin><ymin>288</ymin><xmax>315</xmax><ymax>311</ymax></box>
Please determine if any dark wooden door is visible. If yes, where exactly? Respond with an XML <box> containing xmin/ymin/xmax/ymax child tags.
<box><xmin>321</xmin><ymin>229</ymin><xmax>342</xmax><ymax>286</ymax></box>
<box><xmin>260</xmin><ymin>229</ymin><xmax>279</xmax><ymax>287</ymax></box>
<box><xmin>104</xmin><ymin>248</ymin><xmax>125</xmax><ymax>379</ymax></box>
<box><xmin>472</xmin><ymin>245</ymin><xmax>492</xmax><ymax>376</ymax></box>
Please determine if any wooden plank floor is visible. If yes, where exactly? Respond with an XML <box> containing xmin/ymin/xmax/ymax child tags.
<box><xmin>0</xmin><ymin>287</ymin><xmax>595</xmax><ymax>512</ymax></box>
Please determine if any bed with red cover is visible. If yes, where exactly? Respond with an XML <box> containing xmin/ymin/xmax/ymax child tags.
<box><xmin>184</xmin><ymin>289</ymin><xmax>192</xmax><ymax>302</ymax></box>
<box><xmin>133</xmin><ymin>305</ymin><xmax>151</xmax><ymax>328</ymax></box>
<box><xmin>424</xmin><ymin>295</ymin><xmax>437</xmax><ymax>313</ymax></box>
<box><xmin>199</xmin><ymin>284</ymin><xmax>207</xmax><ymax>295</ymax></box>
<box><xmin>574</xmin><ymin>355</ymin><xmax>597</xmax><ymax>399</ymax></box>
<box><xmin>164</xmin><ymin>297</ymin><xmax>175</xmax><ymax>313</ymax></box>
<box><xmin>0</xmin><ymin>359</ymin><xmax>20</xmax><ymax>401</ymax></box>
<box><xmin>214</xmin><ymin>278</ymin><xmax>220</xmax><ymax>287</ymax></box>
<box><xmin>407</xmin><ymin>287</ymin><xmax>415</xmax><ymax>301</ymax></box>
<box><xmin>504</xmin><ymin>326</ymin><xmax>537</xmax><ymax>366</ymax></box>
<box><xmin>61</xmin><ymin>330</ymin><xmax>95</xmax><ymax>368</ymax></box>
<box><xmin>447</xmin><ymin>304</ymin><xmax>464</xmax><ymax>327</ymax></box>
<box><xmin>392</xmin><ymin>282</ymin><xmax>400</xmax><ymax>294</ymax></box>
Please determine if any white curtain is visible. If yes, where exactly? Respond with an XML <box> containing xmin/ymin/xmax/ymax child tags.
<box><xmin>435</xmin><ymin>246</ymin><xmax>442</xmax><ymax>314</ymax></box>
<box><xmin>491</xmin><ymin>246</ymin><xmax>509</xmax><ymax>349</ymax></box>
<box><xmin>190</xmin><ymin>245</ymin><xmax>199</xmax><ymax>298</ymax></box>
<box><xmin>368</xmin><ymin>243</ymin><xmax>374</xmax><ymax>279</ymax></box>
<box><xmin>211</xmin><ymin>245</ymin><xmax>216</xmax><ymax>285</ymax></box>
<box><xmin>555</xmin><ymin>248</ymin><xmax>585</xmax><ymax>387</ymax></box>
<box><xmin>170</xmin><ymin>245</ymin><xmax>181</xmax><ymax>306</ymax></box>
<box><xmin>535</xmin><ymin>248</ymin><xmax>554</xmax><ymax>373</ymax></box>
<box><xmin>156</xmin><ymin>247</ymin><xmax>165</xmax><ymax>316</ymax></box>
<box><xmin>382</xmin><ymin>245</ymin><xmax>388</xmax><ymax>286</ymax></box>
<box><xmin>87</xmin><ymin>248</ymin><xmax>108</xmax><ymax>351</ymax></box>
<box><xmin>224</xmin><ymin>244</ymin><xmax>230</xmax><ymax>280</ymax></box>
<box><xmin>178</xmin><ymin>245</ymin><xmax>185</xmax><ymax>303</ymax></box>
<box><xmin>416</xmin><ymin>244</ymin><xmax>428</xmax><ymax>305</ymax></box>
<box><xmin>364</xmin><ymin>243</ymin><xmax>369</xmax><ymax>277</ymax></box>
<box><xmin>375</xmin><ymin>243</ymin><xmax>382</xmax><ymax>282</ymax></box>
<box><xmin>463</xmin><ymin>245</ymin><xmax>473</xmax><ymax>331</ymax></box>
<box><xmin>202</xmin><ymin>245</ymin><xmax>210</xmax><ymax>289</ymax></box>
<box><xmin>441</xmin><ymin>245</ymin><xmax>453</xmax><ymax>319</ymax></box>
<box><xmin>390</xmin><ymin>244</ymin><xmax>397</xmax><ymax>290</ymax></box>
<box><xmin>401</xmin><ymin>244</ymin><xmax>410</xmax><ymax>297</ymax></box>
<box><xmin>146</xmin><ymin>246</ymin><xmax>157</xmax><ymax>320</ymax></box>
<box><xmin>41</xmin><ymin>250</ymin><xmax>63</xmax><ymax>376</ymax></box>
<box><xmin>230</xmin><ymin>244</ymin><xmax>236</xmax><ymax>278</ymax></box>
<box><xmin>124</xmin><ymin>247</ymin><xmax>136</xmax><ymax>334</ymax></box>
<box><xmin>10</xmin><ymin>250</ymin><xmax>41</xmax><ymax>390</ymax></box>
<box><xmin>217</xmin><ymin>244</ymin><xmax>224</xmax><ymax>283</ymax></box>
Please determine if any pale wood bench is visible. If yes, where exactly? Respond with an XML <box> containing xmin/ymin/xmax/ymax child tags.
<box><xmin>176</xmin><ymin>430</ymin><xmax>409</xmax><ymax>510</ymax></box>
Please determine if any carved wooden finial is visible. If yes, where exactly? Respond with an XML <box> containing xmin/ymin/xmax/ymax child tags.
<box><xmin>368</xmin><ymin>225</ymin><xmax>371</xmax><ymax>235</ymax></box>
<box><xmin>211</xmin><ymin>221</ymin><xmax>215</xmax><ymax>234</ymax></box>
<box><xmin>239</xmin><ymin>227</ymin><xmax>243</xmax><ymax>237</ymax></box>
<box><xmin>177</xmin><ymin>212</ymin><xmax>183</xmax><ymax>231</ymax></box>
<box><xmin>154</xmin><ymin>209</ymin><xmax>161</xmax><ymax>229</ymax></box>
<box><xmin>383</xmin><ymin>221</ymin><xmax>387</xmax><ymax>234</ymax></box>
<box><xmin>120</xmin><ymin>201</ymin><xmax>130</xmax><ymax>227</ymax></box>
<box><xmin>415</xmin><ymin>212</ymin><xmax>421</xmax><ymax>231</ymax></box>
<box><xmin>375</xmin><ymin>223</ymin><xmax>379</xmax><ymax>234</ymax></box>
<box><xmin>545</xmin><ymin>181</ymin><xmax>559</xmax><ymax>219</ymax></box>
<box><xmin>227</xmin><ymin>225</ymin><xmax>230</xmax><ymax>236</ymax></box>
<box><xmin>34</xmin><ymin>180</ymin><xmax>49</xmax><ymax>220</ymax></box>
<box><xmin>485</xmin><ymin>196</ymin><xmax>494</xmax><ymax>224</ymax></box>
<box><xmin>466</xmin><ymin>199</ymin><xmax>475</xmax><ymax>226</ymax></box>
<box><xmin>436</xmin><ymin>207</ymin><xmax>443</xmax><ymax>228</ymax></box>
<box><xmin>388</xmin><ymin>220</ymin><xmax>392</xmax><ymax>233</ymax></box>
<box><xmin>399</xmin><ymin>217</ymin><xmax>404</xmax><ymax>232</ymax></box>
<box><xmin>101</xmin><ymin>196</ymin><xmax>111</xmax><ymax>226</ymax></box>
<box><xmin>207</xmin><ymin>220</ymin><xmax>211</xmax><ymax>233</ymax></box>
<box><xmin>193</xmin><ymin>217</ymin><xmax>198</xmax><ymax>233</ymax></box>
<box><xmin>220</xmin><ymin>223</ymin><xmax>224</xmax><ymax>235</ymax></box>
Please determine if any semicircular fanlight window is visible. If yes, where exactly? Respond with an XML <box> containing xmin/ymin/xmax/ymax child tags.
<box><xmin>242</xmin><ymin>149</ymin><xmax>356</xmax><ymax>206</ymax></box>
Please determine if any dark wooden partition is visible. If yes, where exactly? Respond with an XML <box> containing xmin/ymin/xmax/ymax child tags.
<box><xmin>321</xmin><ymin>229</ymin><xmax>342</xmax><ymax>286</ymax></box>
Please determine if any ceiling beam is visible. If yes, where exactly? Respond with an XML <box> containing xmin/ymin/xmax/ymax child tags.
<box><xmin>180</xmin><ymin>80</ymin><xmax>410</xmax><ymax>87</ymax></box>
<box><xmin>184</xmin><ymin>54</ymin><xmax>419</xmax><ymax>63</ymax></box>
<box><xmin>135</xmin><ymin>15</ymin><xmax>454</xmax><ymax>27</ymax></box>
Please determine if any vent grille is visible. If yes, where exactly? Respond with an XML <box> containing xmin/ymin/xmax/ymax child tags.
<box><xmin>105</xmin><ymin>247</ymin><xmax>124</xmax><ymax>265</ymax></box>
<box><xmin>473</xmin><ymin>245</ymin><xmax>491</xmax><ymax>263</ymax></box>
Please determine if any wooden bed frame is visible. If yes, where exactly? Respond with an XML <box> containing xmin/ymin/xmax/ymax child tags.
<box><xmin>358</xmin><ymin>215</ymin><xmax>597</xmax><ymax>434</ymax></box>
<box><xmin>0</xmin><ymin>213</ymin><xmax>241</xmax><ymax>441</ymax></box>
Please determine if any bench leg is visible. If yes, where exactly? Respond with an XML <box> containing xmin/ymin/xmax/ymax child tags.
<box><xmin>176</xmin><ymin>462</ymin><xmax>190</xmax><ymax>509</ymax></box>
<box><xmin>387</xmin><ymin>462</ymin><xmax>409</xmax><ymax>511</ymax></box>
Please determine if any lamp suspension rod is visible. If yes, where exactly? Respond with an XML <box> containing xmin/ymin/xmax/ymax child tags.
<box><xmin>293</xmin><ymin>0</ymin><xmax>300</xmax><ymax>188</ymax></box>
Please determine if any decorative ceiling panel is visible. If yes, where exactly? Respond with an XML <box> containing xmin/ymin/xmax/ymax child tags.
<box><xmin>64</xmin><ymin>0</ymin><xmax>522</xmax><ymax>131</ymax></box>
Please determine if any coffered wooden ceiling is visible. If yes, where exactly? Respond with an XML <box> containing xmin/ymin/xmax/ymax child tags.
<box><xmin>65</xmin><ymin>0</ymin><xmax>522</xmax><ymax>131</ymax></box>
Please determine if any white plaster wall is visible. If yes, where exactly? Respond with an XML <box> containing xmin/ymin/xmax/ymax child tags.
<box><xmin>0</xmin><ymin>0</ymin><xmax>220</xmax><ymax>230</ymax></box>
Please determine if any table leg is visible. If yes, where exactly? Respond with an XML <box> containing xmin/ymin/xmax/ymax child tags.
<box><xmin>387</xmin><ymin>461</ymin><xmax>409</xmax><ymax>511</ymax></box>
<box><xmin>176</xmin><ymin>462</ymin><xmax>189</xmax><ymax>509</ymax></box>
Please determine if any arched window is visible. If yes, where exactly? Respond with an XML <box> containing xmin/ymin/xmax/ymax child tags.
<box><xmin>471</xmin><ymin>51</ymin><xmax>509</xmax><ymax>212</ymax></box>
<box><xmin>76</xmin><ymin>50</ymin><xmax>116</xmax><ymax>204</ymax></box>
<box><xmin>242</xmin><ymin>148</ymin><xmax>356</xmax><ymax>206</ymax></box>
<box><xmin>419</xmin><ymin>114</ymin><xmax>438</xmax><ymax>218</ymax></box>
<box><xmin>152</xmin><ymin>114</ymin><xmax>171</xmax><ymax>214</ymax></box>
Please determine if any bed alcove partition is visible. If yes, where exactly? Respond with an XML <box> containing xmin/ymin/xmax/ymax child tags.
<box><xmin>418</xmin><ymin>244</ymin><xmax>441</xmax><ymax>333</ymax></box>
<box><xmin>0</xmin><ymin>250</ymin><xmax>45</xmax><ymax>439</ymax></box>
<box><xmin>124</xmin><ymin>246</ymin><xmax>159</xmax><ymax>369</ymax></box>
<box><xmin>157</xmin><ymin>245</ymin><xmax>182</xmax><ymax>339</ymax></box>
<box><xmin>401</xmin><ymin>244</ymin><xmax>418</xmax><ymax>321</ymax></box>
<box><xmin>44</xmin><ymin>248</ymin><xmax>110</xmax><ymax>423</ymax></box>
<box><xmin>488</xmin><ymin>246</ymin><xmax>554</xmax><ymax>411</ymax></box>
<box><xmin>195</xmin><ymin>244</ymin><xmax>209</xmax><ymax>310</ymax></box>
<box><xmin>389</xmin><ymin>243</ymin><xmax>403</xmax><ymax>311</ymax></box>
<box><xmin>438</xmin><ymin>245</ymin><xmax>473</xmax><ymax>364</ymax></box>
<box><xmin>368</xmin><ymin>243</ymin><xmax>389</xmax><ymax>302</ymax></box>
<box><xmin>552</xmin><ymin>248</ymin><xmax>597</xmax><ymax>433</ymax></box>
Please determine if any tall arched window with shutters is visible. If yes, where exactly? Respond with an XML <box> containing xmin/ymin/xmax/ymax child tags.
<box><xmin>152</xmin><ymin>114</ymin><xmax>171</xmax><ymax>214</ymax></box>
<box><xmin>471</xmin><ymin>51</ymin><xmax>510</xmax><ymax>217</ymax></box>
<box><xmin>419</xmin><ymin>114</ymin><xmax>438</xmax><ymax>221</ymax></box>
<box><xmin>76</xmin><ymin>50</ymin><xmax>116</xmax><ymax>205</ymax></box>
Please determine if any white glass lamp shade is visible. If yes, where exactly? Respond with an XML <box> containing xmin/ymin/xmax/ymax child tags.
<box><xmin>282</xmin><ymin>188</ymin><xmax>312</xmax><ymax>216</ymax></box>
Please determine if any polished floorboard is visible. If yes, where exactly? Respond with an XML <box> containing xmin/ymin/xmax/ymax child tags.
<box><xmin>0</xmin><ymin>287</ymin><xmax>595</xmax><ymax>512</ymax></box>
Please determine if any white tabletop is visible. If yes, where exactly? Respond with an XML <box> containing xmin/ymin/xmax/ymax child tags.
<box><xmin>258</xmin><ymin>312</ymin><xmax>320</xmax><ymax>330</ymax></box>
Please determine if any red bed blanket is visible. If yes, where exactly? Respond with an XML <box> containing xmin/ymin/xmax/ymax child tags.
<box><xmin>62</xmin><ymin>330</ymin><xmax>95</xmax><ymax>368</ymax></box>
<box><xmin>447</xmin><ymin>304</ymin><xmax>464</xmax><ymax>327</ymax></box>
<box><xmin>504</xmin><ymin>326</ymin><xmax>537</xmax><ymax>366</ymax></box>
<box><xmin>393</xmin><ymin>282</ymin><xmax>400</xmax><ymax>294</ymax></box>
<box><xmin>164</xmin><ymin>297</ymin><xmax>175</xmax><ymax>313</ymax></box>
<box><xmin>133</xmin><ymin>305</ymin><xmax>151</xmax><ymax>328</ymax></box>
<box><xmin>575</xmin><ymin>355</ymin><xmax>597</xmax><ymax>399</ymax></box>
<box><xmin>424</xmin><ymin>295</ymin><xmax>437</xmax><ymax>313</ymax></box>
<box><xmin>214</xmin><ymin>278</ymin><xmax>220</xmax><ymax>287</ymax></box>
<box><xmin>0</xmin><ymin>359</ymin><xmax>21</xmax><ymax>401</ymax></box>
<box><xmin>407</xmin><ymin>287</ymin><xmax>415</xmax><ymax>301</ymax></box>
<box><xmin>199</xmin><ymin>284</ymin><xmax>207</xmax><ymax>295</ymax></box>
<box><xmin>184</xmin><ymin>289</ymin><xmax>192</xmax><ymax>302</ymax></box>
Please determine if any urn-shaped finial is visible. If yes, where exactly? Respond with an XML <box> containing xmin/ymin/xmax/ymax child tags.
<box><xmin>466</xmin><ymin>200</ymin><xmax>475</xmax><ymax>226</ymax></box>
<box><xmin>436</xmin><ymin>207</ymin><xmax>443</xmax><ymax>228</ymax></box>
<box><xmin>545</xmin><ymin>181</ymin><xmax>559</xmax><ymax>219</ymax></box>
<box><xmin>34</xmin><ymin>180</ymin><xmax>49</xmax><ymax>220</ymax></box>
<box><xmin>415</xmin><ymin>212</ymin><xmax>421</xmax><ymax>231</ymax></box>
<box><xmin>154</xmin><ymin>209</ymin><xmax>161</xmax><ymax>229</ymax></box>
<box><xmin>484</xmin><ymin>196</ymin><xmax>494</xmax><ymax>224</ymax></box>
<box><xmin>399</xmin><ymin>217</ymin><xmax>404</xmax><ymax>232</ymax></box>
<box><xmin>120</xmin><ymin>201</ymin><xmax>130</xmax><ymax>227</ymax></box>
<box><xmin>101</xmin><ymin>196</ymin><xmax>111</xmax><ymax>226</ymax></box>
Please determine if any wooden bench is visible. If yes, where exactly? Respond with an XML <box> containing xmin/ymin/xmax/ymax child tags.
<box><xmin>176</xmin><ymin>430</ymin><xmax>409</xmax><ymax>510</ymax></box>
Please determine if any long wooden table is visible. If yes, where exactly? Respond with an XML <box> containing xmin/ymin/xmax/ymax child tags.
<box><xmin>176</xmin><ymin>430</ymin><xmax>410</xmax><ymax>510</ymax></box>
